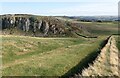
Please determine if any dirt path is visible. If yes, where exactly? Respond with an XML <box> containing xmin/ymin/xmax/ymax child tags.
<box><xmin>0</xmin><ymin>35</ymin><xmax>77</xmax><ymax>40</ymax></box>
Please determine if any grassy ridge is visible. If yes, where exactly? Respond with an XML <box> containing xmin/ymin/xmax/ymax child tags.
<box><xmin>80</xmin><ymin>22</ymin><xmax>118</xmax><ymax>36</ymax></box>
<box><xmin>1</xmin><ymin>35</ymin><xmax>107</xmax><ymax>76</ymax></box>
<box><xmin>81</xmin><ymin>36</ymin><xmax>119</xmax><ymax>76</ymax></box>
<box><xmin>116</xmin><ymin>36</ymin><xmax>120</xmax><ymax>51</ymax></box>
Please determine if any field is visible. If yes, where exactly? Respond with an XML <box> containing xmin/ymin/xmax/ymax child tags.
<box><xmin>80</xmin><ymin>22</ymin><xmax>118</xmax><ymax>35</ymax></box>
<box><xmin>56</xmin><ymin>17</ymin><xmax>118</xmax><ymax>36</ymax></box>
<box><xmin>1</xmin><ymin>35</ymin><xmax>107</xmax><ymax>76</ymax></box>
<box><xmin>1</xmin><ymin>14</ymin><xmax>119</xmax><ymax>76</ymax></box>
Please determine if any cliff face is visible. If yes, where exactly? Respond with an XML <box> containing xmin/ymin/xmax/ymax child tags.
<box><xmin>0</xmin><ymin>14</ymin><xmax>90</xmax><ymax>37</ymax></box>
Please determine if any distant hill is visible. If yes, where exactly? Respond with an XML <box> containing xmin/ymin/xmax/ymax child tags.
<box><xmin>0</xmin><ymin>14</ymin><xmax>118</xmax><ymax>37</ymax></box>
<box><xmin>61</xmin><ymin>16</ymin><xmax>118</xmax><ymax>22</ymax></box>
<box><xmin>0</xmin><ymin>14</ymin><xmax>91</xmax><ymax>37</ymax></box>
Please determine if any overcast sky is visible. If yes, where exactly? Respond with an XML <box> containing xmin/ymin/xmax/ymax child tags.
<box><xmin>0</xmin><ymin>0</ymin><xmax>119</xmax><ymax>16</ymax></box>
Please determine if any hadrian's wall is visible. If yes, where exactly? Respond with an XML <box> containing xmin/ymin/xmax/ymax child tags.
<box><xmin>80</xmin><ymin>36</ymin><xmax>119</xmax><ymax>76</ymax></box>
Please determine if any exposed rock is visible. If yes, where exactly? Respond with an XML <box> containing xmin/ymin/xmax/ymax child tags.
<box><xmin>44</xmin><ymin>21</ymin><xmax>49</xmax><ymax>36</ymax></box>
<box><xmin>38</xmin><ymin>20</ymin><xmax>42</xmax><ymax>30</ymax></box>
<box><xmin>1</xmin><ymin>14</ymin><xmax>90</xmax><ymax>37</ymax></box>
<box><xmin>25</xmin><ymin>18</ymin><xmax>30</xmax><ymax>32</ymax></box>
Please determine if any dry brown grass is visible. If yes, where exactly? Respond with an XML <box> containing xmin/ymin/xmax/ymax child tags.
<box><xmin>81</xmin><ymin>36</ymin><xmax>119</xmax><ymax>77</ymax></box>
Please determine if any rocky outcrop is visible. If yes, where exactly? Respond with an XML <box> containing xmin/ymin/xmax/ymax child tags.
<box><xmin>40</xmin><ymin>21</ymin><xmax>49</xmax><ymax>36</ymax></box>
<box><xmin>1</xmin><ymin>14</ymin><xmax>91</xmax><ymax>37</ymax></box>
<box><xmin>1</xmin><ymin>15</ymin><xmax>66</xmax><ymax>37</ymax></box>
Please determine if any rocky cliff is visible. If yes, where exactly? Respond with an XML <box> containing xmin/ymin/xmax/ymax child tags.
<box><xmin>0</xmin><ymin>14</ymin><xmax>91</xmax><ymax>37</ymax></box>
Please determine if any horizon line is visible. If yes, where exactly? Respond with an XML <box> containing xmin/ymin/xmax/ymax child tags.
<box><xmin>0</xmin><ymin>13</ymin><xmax>118</xmax><ymax>16</ymax></box>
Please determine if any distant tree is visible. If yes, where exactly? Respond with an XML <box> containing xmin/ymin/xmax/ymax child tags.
<box><xmin>97</xmin><ymin>20</ymin><xmax>102</xmax><ymax>22</ymax></box>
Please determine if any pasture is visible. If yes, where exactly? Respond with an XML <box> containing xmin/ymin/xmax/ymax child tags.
<box><xmin>1</xmin><ymin>35</ymin><xmax>107</xmax><ymax>76</ymax></box>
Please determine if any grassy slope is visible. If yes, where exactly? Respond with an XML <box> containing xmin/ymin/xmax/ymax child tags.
<box><xmin>56</xmin><ymin>17</ymin><xmax>118</xmax><ymax>36</ymax></box>
<box><xmin>1</xmin><ymin>35</ymin><xmax>106</xmax><ymax>76</ymax></box>
<box><xmin>116</xmin><ymin>36</ymin><xmax>120</xmax><ymax>51</ymax></box>
<box><xmin>79</xmin><ymin>22</ymin><xmax>118</xmax><ymax>36</ymax></box>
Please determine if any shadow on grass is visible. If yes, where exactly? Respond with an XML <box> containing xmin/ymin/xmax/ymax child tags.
<box><xmin>61</xmin><ymin>36</ymin><xmax>111</xmax><ymax>77</ymax></box>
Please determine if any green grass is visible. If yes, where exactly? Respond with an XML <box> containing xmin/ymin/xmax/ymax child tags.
<box><xmin>57</xmin><ymin>17</ymin><xmax>118</xmax><ymax>36</ymax></box>
<box><xmin>2</xmin><ymin>35</ymin><xmax>107</xmax><ymax>76</ymax></box>
<box><xmin>79</xmin><ymin>22</ymin><xmax>118</xmax><ymax>36</ymax></box>
<box><xmin>2</xmin><ymin>36</ymin><xmax>85</xmax><ymax>64</ymax></box>
<box><xmin>116</xmin><ymin>36</ymin><xmax>120</xmax><ymax>51</ymax></box>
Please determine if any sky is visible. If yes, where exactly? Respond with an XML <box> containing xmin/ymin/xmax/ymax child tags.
<box><xmin>0</xmin><ymin>0</ymin><xmax>119</xmax><ymax>16</ymax></box>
